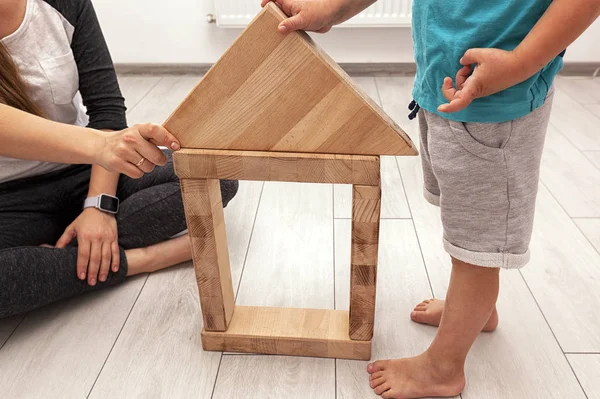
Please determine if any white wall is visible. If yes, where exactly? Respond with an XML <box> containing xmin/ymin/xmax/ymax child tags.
<box><xmin>94</xmin><ymin>0</ymin><xmax>599</xmax><ymax>65</ymax></box>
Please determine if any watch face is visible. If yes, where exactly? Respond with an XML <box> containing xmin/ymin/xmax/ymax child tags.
<box><xmin>100</xmin><ymin>195</ymin><xmax>119</xmax><ymax>212</ymax></box>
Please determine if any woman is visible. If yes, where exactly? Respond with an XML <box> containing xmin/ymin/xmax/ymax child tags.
<box><xmin>0</xmin><ymin>0</ymin><xmax>238</xmax><ymax>319</ymax></box>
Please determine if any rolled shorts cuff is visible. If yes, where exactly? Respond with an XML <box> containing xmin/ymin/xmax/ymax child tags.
<box><xmin>423</xmin><ymin>188</ymin><xmax>441</xmax><ymax>207</ymax></box>
<box><xmin>443</xmin><ymin>238</ymin><xmax>530</xmax><ymax>269</ymax></box>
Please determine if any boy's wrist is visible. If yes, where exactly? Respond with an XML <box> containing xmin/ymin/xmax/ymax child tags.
<box><xmin>510</xmin><ymin>47</ymin><xmax>544</xmax><ymax>83</ymax></box>
<box><xmin>329</xmin><ymin>0</ymin><xmax>376</xmax><ymax>25</ymax></box>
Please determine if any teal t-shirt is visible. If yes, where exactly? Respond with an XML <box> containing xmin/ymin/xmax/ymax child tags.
<box><xmin>412</xmin><ymin>0</ymin><xmax>564</xmax><ymax>123</ymax></box>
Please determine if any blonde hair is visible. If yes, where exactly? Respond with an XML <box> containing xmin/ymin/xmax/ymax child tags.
<box><xmin>0</xmin><ymin>41</ymin><xmax>43</xmax><ymax>116</ymax></box>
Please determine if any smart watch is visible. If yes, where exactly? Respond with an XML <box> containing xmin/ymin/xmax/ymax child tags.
<box><xmin>83</xmin><ymin>194</ymin><xmax>120</xmax><ymax>214</ymax></box>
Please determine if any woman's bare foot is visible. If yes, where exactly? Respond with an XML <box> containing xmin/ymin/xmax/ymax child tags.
<box><xmin>125</xmin><ymin>235</ymin><xmax>191</xmax><ymax>276</ymax></box>
<box><xmin>410</xmin><ymin>298</ymin><xmax>498</xmax><ymax>332</ymax></box>
<box><xmin>367</xmin><ymin>352</ymin><xmax>465</xmax><ymax>399</ymax></box>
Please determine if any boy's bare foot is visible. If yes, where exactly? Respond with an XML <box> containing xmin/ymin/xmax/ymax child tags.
<box><xmin>367</xmin><ymin>352</ymin><xmax>465</xmax><ymax>399</ymax></box>
<box><xmin>410</xmin><ymin>298</ymin><xmax>498</xmax><ymax>332</ymax></box>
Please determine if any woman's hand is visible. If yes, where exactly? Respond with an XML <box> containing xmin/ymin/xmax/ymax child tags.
<box><xmin>95</xmin><ymin>123</ymin><xmax>180</xmax><ymax>179</ymax></box>
<box><xmin>55</xmin><ymin>208</ymin><xmax>120</xmax><ymax>286</ymax></box>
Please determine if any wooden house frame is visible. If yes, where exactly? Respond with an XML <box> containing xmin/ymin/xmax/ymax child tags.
<box><xmin>164</xmin><ymin>2</ymin><xmax>417</xmax><ymax>360</ymax></box>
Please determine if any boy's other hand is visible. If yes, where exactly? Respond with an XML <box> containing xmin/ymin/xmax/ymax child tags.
<box><xmin>261</xmin><ymin>0</ymin><xmax>338</xmax><ymax>33</ymax></box>
<box><xmin>438</xmin><ymin>48</ymin><xmax>531</xmax><ymax>113</ymax></box>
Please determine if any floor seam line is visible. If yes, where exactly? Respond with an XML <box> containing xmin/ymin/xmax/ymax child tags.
<box><xmin>0</xmin><ymin>315</ymin><xmax>26</xmax><ymax>351</ymax></box>
<box><xmin>125</xmin><ymin>76</ymin><xmax>163</xmax><ymax>116</ymax></box>
<box><xmin>517</xmin><ymin>270</ymin><xmax>589</xmax><ymax>399</ymax></box>
<box><xmin>86</xmin><ymin>274</ymin><xmax>151</xmax><ymax>398</ymax></box>
<box><xmin>234</xmin><ymin>182</ymin><xmax>265</xmax><ymax>301</ymax></box>
<box><xmin>394</xmin><ymin>156</ymin><xmax>436</xmax><ymax>298</ymax></box>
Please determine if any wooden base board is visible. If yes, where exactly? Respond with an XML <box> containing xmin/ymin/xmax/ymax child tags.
<box><xmin>201</xmin><ymin>306</ymin><xmax>372</xmax><ymax>360</ymax></box>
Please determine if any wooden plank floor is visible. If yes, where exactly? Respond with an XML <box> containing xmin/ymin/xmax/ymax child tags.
<box><xmin>0</xmin><ymin>75</ymin><xmax>598</xmax><ymax>399</ymax></box>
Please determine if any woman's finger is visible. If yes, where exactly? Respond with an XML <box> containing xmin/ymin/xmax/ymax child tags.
<box><xmin>136</xmin><ymin>123</ymin><xmax>180</xmax><ymax>151</ymax></box>
<box><xmin>134</xmin><ymin>136</ymin><xmax>168</xmax><ymax>167</ymax></box>
<box><xmin>116</xmin><ymin>159</ymin><xmax>144</xmax><ymax>179</ymax></box>
<box><xmin>55</xmin><ymin>227</ymin><xmax>75</xmax><ymax>249</ymax></box>
<box><xmin>111</xmin><ymin>241</ymin><xmax>120</xmax><ymax>273</ymax></box>
<box><xmin>128</xmin><ymin>150</ymin><xmax>155</xmax><ymax>174</ymax></box>
<box><xmin>99</xmin><ymin>241</ymin><xmax>112</xmax><ymax>283</ymax></box>
<box><xmin>77</xmin><ymin>240</ymin><xmax>90</xmax><ymax>281</ymax></box>
<box><xmin>87</xmin><ymin>240</ymin><xmax>102</xmax><ymax>286</ymax></box>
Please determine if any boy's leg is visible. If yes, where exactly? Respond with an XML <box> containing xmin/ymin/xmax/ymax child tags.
<box><xmin>410</xmin><ymin>297</ymin><xmax>498</xmax><ymax>332</ymax></box>
<box><xmin>410</xmin><ymin>92</ymin><xmax>553</xmax><ymax>335</ymax></box>
<box><xmin>367</xmin><ymin>257</ymin><xmax>498</xmax><ymax>398</ymax></box>
<box><xmin>371</xmin><ymin>91</ymin><xmax>553</xmax><ymax>398</ymax></box>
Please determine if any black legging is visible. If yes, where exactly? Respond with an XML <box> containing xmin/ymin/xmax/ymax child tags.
<box><xmin>0</xmin><ymin>151</ymin><xmax>238</xmax><ymax>318</ymax></box>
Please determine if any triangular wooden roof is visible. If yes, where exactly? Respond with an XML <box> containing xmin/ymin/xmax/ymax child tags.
<box><xmin>164</xmin><ymin>2</ymin><xmax>417</xmax><ymax>156</ymax></box>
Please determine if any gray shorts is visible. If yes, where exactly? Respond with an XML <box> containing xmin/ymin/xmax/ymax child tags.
<box><xmin>419</xmin><ymin>91</ymin><xmax>554</xmax><ymax>269</ymax></box>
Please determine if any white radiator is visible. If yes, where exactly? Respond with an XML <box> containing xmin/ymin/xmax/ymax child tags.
<box><xmin>214</xmin><ymin>0</ymin><xmax>412</xmax><ymax>28</ymax></box>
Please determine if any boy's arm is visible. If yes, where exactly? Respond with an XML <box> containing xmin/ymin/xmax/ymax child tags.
<box><xmin>261</xmin><ymin>0</ymin><xmax>375</xmax><ymax>33</ymax></box>
<box><xmin>439</xmin><ymin>0</ymin><xmax>600</xmax><ymax>113</ymax></box>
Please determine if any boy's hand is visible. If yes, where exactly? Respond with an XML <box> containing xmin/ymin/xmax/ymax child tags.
<box><xmin>438</xmin><ymin>48</ymin><xmax>533</xmax><ymax>113</ymax></box>
<box><xmin>261</xmin><ymin>0</ymin><xmax>339</xmax><ymax>33</ymax></box>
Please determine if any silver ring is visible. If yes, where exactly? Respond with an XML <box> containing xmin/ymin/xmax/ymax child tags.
<box><xmin>136</xmin><ymin>157</ymin><xmax>145</xmax><ymax>167</ymax></box>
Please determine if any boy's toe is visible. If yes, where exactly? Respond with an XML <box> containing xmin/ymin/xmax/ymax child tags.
<box><xmin>374</xmin><ymin>383</ymin><xmax>391</xmax><ymax>395</ymax></box>
<box><xmin>367</xmin><ymin>360</ymin><xmax>387</xmax><ymax>374</ymax></box>
<box><xmin>411</xmin><ymin>310</ymin><xmax>426</xmax><ymax>322</ymax></box>
<box><xmin>370</xmin><ymin>377</ymin><xmax>386</xmax><ymax>389</ymax></box>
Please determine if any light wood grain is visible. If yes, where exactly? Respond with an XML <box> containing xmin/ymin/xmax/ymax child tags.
<box><xmin>180</xmin><ymin>179</ymin><xmax>235</xmax><ymax>331</ymax></box>
<box><xmin>88</xmin><ymin>264</ymin><xmax>221</xmax><ymax>399</ymax></box>
<box><xmin>213</xmin><ymin>355</ymin><xmax>335</xmax><ymax>399</ymax></box>
<box><xmin>117</xmin><ymin>75</ymin><xmax>161</xmax><ymax>113</ymax></box>
<box><xmin>0</xmin><ymin>276</ymin><xmax>146</xmax><ymax>398</ymax></box>
<box><xmin>224</xmin><ymin>181</ymin><xmax>264</xmax><ymax>291</ymax></box>
<box><xmin>550</xmin><ymin>88</ymin><xmax>600</xmax><ymax>151</ymax></box>
<box><xmin>574</xmin><ymin>218</ymin><xmax>600</xmax><ymax>253</ymax></box>
<box><xmin>554</xmin><ymin>77</ymin><xmax>600</xmax><ymax>105</ymax></box>
<box><xmin>541</xmin><ymin>124</ymin><xmax>600</xmax><ymax>217</ymax></box>
<box><xmin>202</xmin><ymin>306</ymin><xmax>371</xmax><ymax>360</ymax></box>
<box><xmin>349</xmin><ymin>185</ymin><xmax>381</xmax><ymax>340</ymax></box>
<box><xmin>396</xmin><ymin>157</ymin><xmax>586</xmax><ymax>398</ymax></box>
<box><xmin>521</xmin><ymin>185</ymin><xmax>600</xmax><ymax>352</ymax></box>
<box><xmin>567</xmin><ymin>354</ymin><xmax>600</xmax><ymax>399</ymax></box>
<box><xmin>127</xmin><ymin>75</ymin><xmax>202</xmax><ymax>125</ymax></box>
<box><xmin>235</xmin><ymin>181</ymin><xmax>334</xmax><ymax>309</ymax></box>
<box><xmin>395</xmin><ymin>157</ymin><xmax>452</xmax><ymax>294</ymax></box>
<box><xmin>163</xmin><ymin>4</ymin><xmax>415</xmax><ymax>156</ymax></box>
<box><xmin>584</xmin><ymin>151</ymin><xmax>600</xmax><ymax>169</ymax></box>
<box><xmin>586</xmin><ymin>104</ymin><xmax>600</xmax><ymax>118</ymax></box>
<box><xmin>174</xmin><ymin>149</ymin><xmax>381</xmax><ymax>185</ymax></box>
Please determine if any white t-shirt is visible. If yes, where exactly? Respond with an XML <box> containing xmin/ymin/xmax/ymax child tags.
<box><xmin>0</xmin><ymin>0</ymin><xmax>126</xmax><ymax>183</ymax></box>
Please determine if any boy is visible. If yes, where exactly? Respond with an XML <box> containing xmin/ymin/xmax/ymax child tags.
<box><xmin>261</xmin><ymin>0</ymin><xmax>600</xmax><ymax>398</ymax></box>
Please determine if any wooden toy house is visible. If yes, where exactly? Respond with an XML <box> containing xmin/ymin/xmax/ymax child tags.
<box><xmin>164</xmin><ymin>2</ymin><xmax>417</xmax><ymax>361</ymax></box>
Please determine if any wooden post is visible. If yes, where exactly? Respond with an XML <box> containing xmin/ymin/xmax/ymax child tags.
<box><xmin>349</xmin><ymin>184</ymin><xmax>381</xmax><ymax>341</ymax></box>
<box><xmin>175</xmin><ymin>152</ymin><xmax>384</xmax><ymax>360</ymax></box>
<box><xmin>180</xmin><ymin>179</ymin><xmax>235</xmax><ymax>331</ymax></box>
